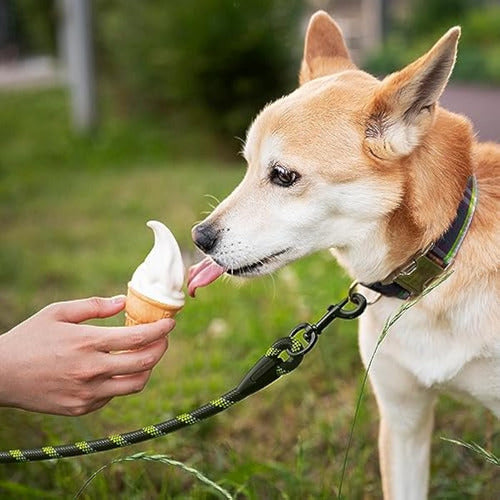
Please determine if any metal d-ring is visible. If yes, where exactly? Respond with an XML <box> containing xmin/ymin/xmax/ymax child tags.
<box><xmin>349</xmin><ymin>281</ymin><xmax>382</xmax><ymax>306</ymax></box>
<box><xmin>336</xmin><ymin>291</ymin><xmax>367</xmax><ymax>319</ymax></box>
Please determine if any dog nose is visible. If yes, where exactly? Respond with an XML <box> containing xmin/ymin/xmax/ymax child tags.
<box><xmin>192</xmin><ymin>223</ymin><xmax>219</xmax><ymax>253</ymax></box>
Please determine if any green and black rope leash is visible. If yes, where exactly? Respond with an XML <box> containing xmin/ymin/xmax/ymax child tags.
<box><xmin>0</xmin><ymin>292</ymin><xmax>367</xmax><ymax>464</ymax></box>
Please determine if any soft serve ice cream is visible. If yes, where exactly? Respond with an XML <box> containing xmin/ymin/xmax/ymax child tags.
<box><xmin>129</xmin><ymin>220</ymin><xmax>185</xmax><ymax>307</ymax></box>
<box><xmin>125</xmin><ymin>220</ymin><xmax>185</xmax><ymax>325</ymax></box>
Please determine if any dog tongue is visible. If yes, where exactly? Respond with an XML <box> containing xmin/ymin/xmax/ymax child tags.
<box><xmin>187</xmin><ymin>257</ymin><xmax>225</xmax><ymax>297</ymax></box>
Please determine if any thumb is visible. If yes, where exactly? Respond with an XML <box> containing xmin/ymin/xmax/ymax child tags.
<box><xmin>51</xmin><ymin>295</ymin><xmax>127</xmax><ymax>323</ymax></box>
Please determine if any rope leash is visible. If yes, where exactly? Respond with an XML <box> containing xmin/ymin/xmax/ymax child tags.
<box><xmin>0</xmin><ymin>292</ymin><xmax>367</xmax><ymax>464</ymax></box>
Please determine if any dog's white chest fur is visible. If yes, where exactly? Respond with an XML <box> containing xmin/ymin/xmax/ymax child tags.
<box><xmin>359</xmin><ymin>284</ymin><xmax>500</xmax><ymax>414</ymax></box>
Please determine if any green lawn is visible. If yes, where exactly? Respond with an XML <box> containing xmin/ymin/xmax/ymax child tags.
<box><xmin>0</xmin><ymin>88</ymin><xmax>498</xmax><ymax>499</ymax></box>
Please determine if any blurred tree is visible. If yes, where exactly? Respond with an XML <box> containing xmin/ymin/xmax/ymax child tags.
<box><xmin>0</xmin><ymin>0</ymin><xmax>18</xmax><ymax>59</ymax></box>
<box><xmin>15</xmin><ymin>0</ymin><xmax>57</xmax><ymax>55</ymax></box>
<box><xmin>407</xmin><ymin>0</ymin><xmax>477</xmax><ymax>38</ymax></box>
<box><xmin>95</xmin><ymin>0</ymin><xmax>304</xmax><ymax>141</ymax></box>
<box><xmin>364</xmin><ymin>0</ymin><xmax>500</xmax><ymax>84</ymax></box>
<box><xmin>10</xmin><ymin>0</ymin><xmax>305</xmax><ymax>150</ymax></box>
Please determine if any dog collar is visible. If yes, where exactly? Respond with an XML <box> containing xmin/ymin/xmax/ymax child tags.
<box><xmin>363</xmin><ymin>175</ymin><xmax>478</xmax><ymax>300</ymax></box>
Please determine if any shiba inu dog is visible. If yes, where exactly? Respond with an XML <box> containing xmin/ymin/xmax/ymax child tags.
<box><xmin>188</xmin><ymin>11</ymin><xmax>499</xmax><ymax>499</ymax></box>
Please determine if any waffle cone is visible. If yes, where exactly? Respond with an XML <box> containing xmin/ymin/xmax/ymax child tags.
<box><xmin>124</xmin><ymin>286</ymin><xmax>182</xmax><ymax>326</ymax></box>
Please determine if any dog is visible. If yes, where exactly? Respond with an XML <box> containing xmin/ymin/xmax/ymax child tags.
<box><xmin>187</xmin><ymin>11</ymin><xmax>499</xmax><ymax>499</ymax></box>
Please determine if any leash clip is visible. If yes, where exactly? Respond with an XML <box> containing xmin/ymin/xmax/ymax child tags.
<box><xmin>286</xmin><ymin>292</ymin><xmax>367</xmax><ymax>358</ymax></box>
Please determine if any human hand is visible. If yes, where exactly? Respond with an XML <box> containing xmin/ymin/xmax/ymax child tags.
<box><xmin>0</xmin><ymin>296</ymin><xmax>174</xmax><ymax>416</ymax></box>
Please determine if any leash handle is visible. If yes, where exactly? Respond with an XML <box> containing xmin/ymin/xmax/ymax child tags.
<box><xmin>0</xmin><ymin>293</ymin><xmax>367</xmax><ymax>464</ymax></box>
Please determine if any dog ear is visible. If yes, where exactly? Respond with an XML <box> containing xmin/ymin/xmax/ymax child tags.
<box><xmin>364</xmin><ymin>27</ymin><xmax>460</xmax><ymax>161</ymax></box>
<box><xmin>299</xmin><ymin>11</ymin><xmax>356</xmax><ymax>85</ymax></box>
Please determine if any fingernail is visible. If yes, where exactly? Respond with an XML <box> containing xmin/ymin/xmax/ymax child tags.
<box><xmin>111</xmin><ymin>294</ymin><xmax>127</xmax><ymax>304</ymax></box>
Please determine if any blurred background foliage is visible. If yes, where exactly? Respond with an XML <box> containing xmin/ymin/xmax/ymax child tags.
<box><xmin>14</xmin><ymin>0</ymin><xmax>304</xmax><ymax>149</ymax></box>
<box><xmin>10</xmin><ymin>0</ymin><xmax>500</xmax><ymax>155</ymax></box>
<box><xmin>365</xmin><ymin>0</ymin><xmax>500</xmax><ymax>83</ymax></box>
<box><xmin>94</xmin><ymin>0</ymin><xmax>304</xmax><ymax>139</ymax></box>
<box><xmin>8</xmin><ymin>0</ymin><xmax>57</xmax><ymax>55</ymax></box>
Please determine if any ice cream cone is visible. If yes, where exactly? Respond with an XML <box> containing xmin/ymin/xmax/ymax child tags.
<box><xmin>124</xmin><ymin>220</ymin><xmax>185</xmax><ymax>326</ymax></box>
<box><xmin>125</xmin><ymin>286</ymin><xmax>182</xmax><ymax>326</ymax></box>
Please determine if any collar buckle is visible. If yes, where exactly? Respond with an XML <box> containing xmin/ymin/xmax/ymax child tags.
<box><xmin>391</xmin><ymin>253</ymin><xmax>444</xmax><ymax>298</ymax></box>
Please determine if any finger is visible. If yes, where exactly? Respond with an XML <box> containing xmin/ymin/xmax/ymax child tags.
<box><xmin>92</xmin><ymin>318</ymin><xmax>175</xmax><ymax>352</ymax></box>
<box><xmin>95</xmin><ymin>371</ymin><xmax>152</xmax><ymax>399</ymax></box>
<box><xmin>49</xmin><ymin>296</ymin><xmax>127</xmax><ymax>323</ymax></box>
<box><xmin>101</xmin><ymin>337</ymin><xmax>168</xmax><ymax>377</ymax></box>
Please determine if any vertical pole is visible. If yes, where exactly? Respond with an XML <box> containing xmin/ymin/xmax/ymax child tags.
<box><xmin>62</xmin><ymin>0</ymin><xmax>97</xmax><ymax>132</ymax></box>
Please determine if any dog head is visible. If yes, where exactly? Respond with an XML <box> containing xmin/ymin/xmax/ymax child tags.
<box><xmin>189</xmin><ymin>11</ymin><xmax>461</xmax><ymax>294</ymax></box>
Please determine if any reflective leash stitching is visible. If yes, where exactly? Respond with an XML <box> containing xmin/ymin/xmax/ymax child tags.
<box><xmin>0</xmin><ymin>292</ymin><xmax>367</xmax><ymax>464</ymax></box>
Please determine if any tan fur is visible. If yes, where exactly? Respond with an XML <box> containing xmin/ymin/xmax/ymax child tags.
<box><xmin>193</xmin><ymin>11</ymin><xmax>499</xmax><ymax>499</ymax></box>
<box><xmin>294</xmin><ymin>13</ymin><xmax>499</xmax><ymax>306</ymax></box>
<box><xmin>298</xmin><ymin>14</ymin><xmax>499</xmax><ymax>499</ymax></box>
<box><xmin>299</xmin><ymin>11</ymin><xmax>356</xmax><ymax>84</ymax></box>
<box><xmin>385</xmin><ymin>108</ymin><xmax>475</xmax><ymax>269</ymax></box>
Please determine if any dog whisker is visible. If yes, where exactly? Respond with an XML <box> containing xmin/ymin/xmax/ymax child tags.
<box><xmin>265</xmin><ymin>272</ymin><xmax>277</xmax><ymax>301</ymax></box>
<box><xmin>204</xmin><ymin>193</ymin><xmax>221</xmax><ymax>205</ymax></box>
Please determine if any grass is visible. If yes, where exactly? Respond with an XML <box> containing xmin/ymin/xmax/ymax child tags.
<box><xmin>0</xmin><ymin>87</ymin><xmax>498</xmax><ymax>499</ymax></box>
<box><xmin>75</xmin><ymin>453</ymin><xmax>233</xmax><ymax>499</ymax></box>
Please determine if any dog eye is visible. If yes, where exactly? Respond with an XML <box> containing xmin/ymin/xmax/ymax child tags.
<box><xmin>269</xmin><ymin>164</ymin><xmax>300</xmax><ymax>187</ymax></box>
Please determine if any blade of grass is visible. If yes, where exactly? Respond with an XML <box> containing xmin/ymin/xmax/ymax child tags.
<box><xmin>337</xmin><ymin>271</ymin><xmax>453</xmax><ymax>498</ymax></box>
<box><xmin>441</xmin><ymin>437</ymin><xmax>500</xmax><ymax>466</ymax></box>
<box><xmin>75</xmin><ymin>451</ymin><xmax>233</xmax><ymax>499</ymax></box>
